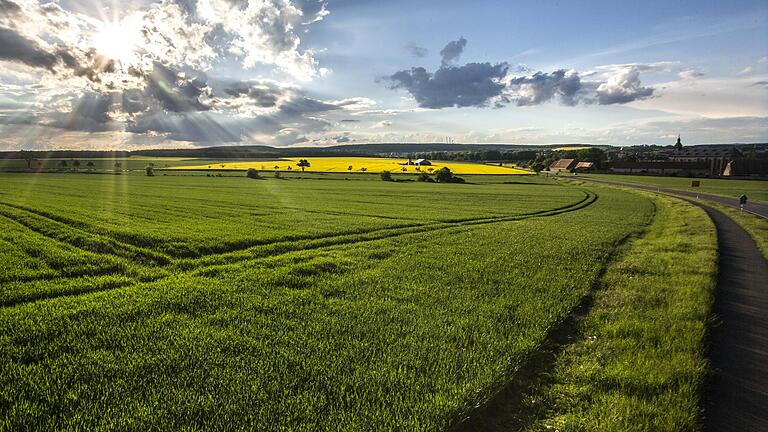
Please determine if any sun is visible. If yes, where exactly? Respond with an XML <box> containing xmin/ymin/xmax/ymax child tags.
<box><xmin>92</xmin><ymin>17</ymin><xmax>142</xmax><ymax>66</ymax></box>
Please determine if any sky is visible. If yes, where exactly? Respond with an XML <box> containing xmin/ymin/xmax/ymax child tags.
<box><xmin>0</xmin><ymin>0</ymin><xmax>766</xmax><ymax>150</ymax></box>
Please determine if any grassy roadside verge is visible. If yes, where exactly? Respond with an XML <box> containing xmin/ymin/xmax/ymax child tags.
<box><xmin>523</xmin><ymin>193</ymin><xmax>717</xmax><ymax>431</ymax></box>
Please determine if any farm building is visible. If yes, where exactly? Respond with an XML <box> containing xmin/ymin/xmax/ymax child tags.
<box><xmin>668</xmin><ymin>145</ymin><xmax>741</xmax><ymax>176</ymax></box>
<box><xmin>609</xmin><ymin>161</ymin><xmax>709</xmax><ymax>176</ymax></box>
<box><xmin>549</xmin><ymin>159</ymin><xmax>577</xmax><ymax>172</ymax></box>
<box><xmin>406</xmin><ymin>158</ymin><xmax>432</xmax><ymax>166</ymax></box>
<box><xmin>573</xmin><ymin>162</ymin><xmax>594</xmax><ymax>172</ymax></box>
<box><xmin>722</xmin><ymin>159</ymin><xmax>768</xmax><ymax>177</ymax></box>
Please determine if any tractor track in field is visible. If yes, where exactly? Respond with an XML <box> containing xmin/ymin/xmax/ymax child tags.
<box><xmin>1</xmin><ymin>190</ymin><xmax>599</xmax><ymax>308</ymax></box>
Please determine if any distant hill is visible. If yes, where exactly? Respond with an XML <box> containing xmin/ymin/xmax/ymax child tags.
<box><xmin>0</xmin><ymin>143</ymin><xmax>603</xmax><ymax>159</ymax></box>
<box><xmin>1</xmin><ymin>142</ymin><xmax>762</xmax><ymax>160</ymax></box>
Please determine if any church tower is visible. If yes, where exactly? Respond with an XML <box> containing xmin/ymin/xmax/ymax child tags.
<box><xmin>674</xmin><ymin>134</ymin><xmax>683</xmax><ymax>150</ymax></box>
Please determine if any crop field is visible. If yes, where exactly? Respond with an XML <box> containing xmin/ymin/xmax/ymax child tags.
<box><xmin>167</xmin><ymin>156</ymin><xmax>531</xmax><ymax>175</ymax></box>
<box><xmin>582</xmin><ymin>173</ymin><xmax>768</xmax><ymax>204</ymax></box>
<box><xmin>1</xmin><ymin>173</ymin><xmax>717</xmax><ymax>430</ymax></box>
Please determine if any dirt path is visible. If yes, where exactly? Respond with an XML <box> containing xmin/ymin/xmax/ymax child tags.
<box><xmin>694</xmin><ymin>203</ymin><xmax>768</xmax><ymax>431</ymax></box>
<box><xmin>579</xmin><ymin>177</ymin><xmax>768</xmax><ymax>218</ymax></box>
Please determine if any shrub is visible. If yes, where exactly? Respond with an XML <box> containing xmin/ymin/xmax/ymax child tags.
<box><xmin>246</xmin><ymin>168</ymin><xmax>261</xmax><ymax>179</ymax></box>
<box><xmin>416</xmin><ymin>172</ymin><xmax>434</xmax><ymax>182</ymax></box>
<box><xmin>146</xmin><ymin>166</ymin><xmax>155</xmax><ymax>176</ymax></box>
<box><xmin>274</xmin><ymin>171</ymin><xmax>281</xmax><ymax>179</ymax></box>
<box><xmin>380</xmin><ymin>171</ymin><xmax>393</xmax><ymax>181</ymax></box>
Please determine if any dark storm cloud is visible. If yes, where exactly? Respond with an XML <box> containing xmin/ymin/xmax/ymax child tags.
<box><xmin>507</xmin><ymin>69</ymin><xmax>584</xmax><ymax>106</ymax></box>
<box><xmin>0</xmin><ymin>27</ymin><xmax>58</xmax><ymax>70</ymax></box>
<box><xmin>388</xmin><ymin>63</ymin><xmax>508</xmax><ymax>108</ymax></box>
<box><xmin>405</xmin><ymin>43</ymin><xmax>428</xmax><ymax>58</ymax></box>
<box><xmin>440</xmin><ymin>37</ymin><xmax>467</xmax><ymax>66</ymax></box>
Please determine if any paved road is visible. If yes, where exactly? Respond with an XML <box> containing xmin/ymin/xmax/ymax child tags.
<box><xmin>578</xmin><ymin>177</ymin><xmax>768</xmax><ymax>218</ymax></box>
<box><xmin>584</xmin><ymin>178</ymin><xmax>768</xmax><ymax>430</ymax></box>
<box><xmin>696</xmin><ymin>204</ymin><xmax>768</xmax><ymax>431</ymax></box>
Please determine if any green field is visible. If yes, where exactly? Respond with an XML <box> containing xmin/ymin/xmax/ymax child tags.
<box><xmin>581</xmin><ymin>173</ymin><xmax>768</xmax><ymax>204</ymax></box>
<box><xmin>0</xmin><ymin>173</ymin><xmax>717</xmax><ymax>430</ymax></box>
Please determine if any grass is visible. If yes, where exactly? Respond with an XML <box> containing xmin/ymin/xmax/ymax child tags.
<box><xmin>519</xmin><ymin>192</ymin><xmax>717</xmax><ymax>431</ymax></box>
<box><xmin>167</xmin><ymin>156</ymin><xmax>531</xmax><ymax>175</ymax></box>
<box><xmin>0</xmin><ymin>172</ymin><xmax>658</xmax><ymax>430</ymax></box>
<box><xmin>581</xmin><ymin>173</ymin><xmax>768</xmax><ymax>204</ymax></box>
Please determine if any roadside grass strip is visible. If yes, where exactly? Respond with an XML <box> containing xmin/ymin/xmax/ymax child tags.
<box><xmin>524</xmin><ymin>194</ymin><xmax>717</xmax><ymax>431</ymax></box>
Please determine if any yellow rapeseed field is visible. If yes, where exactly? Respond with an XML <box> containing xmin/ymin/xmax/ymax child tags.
<box><xmin>168</xmin><ymin>157</ymin><xmax>531</xmax><ymax>175</ymax></box>
<box><xmin>553</xmin><ymin>146</ymin><xmax>592</xmax><ymax>151</ymax></box>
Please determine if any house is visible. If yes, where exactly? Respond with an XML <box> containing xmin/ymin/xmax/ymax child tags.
<box><xmin>413</xmin><ymin>158</ymin><xmax>431</xmax><ymax>166</ymax></box>
<box><xmin>573</xmin><ymin>162</ymin><xmax>594</xmax><ymax>172</ymax></box>
<box><xmin>610</xmin><ymin>161</ymin><xmax>709</xmax><ymax>176</ymax></box>
<box><xmin>549</xmin><ymin>159</ymin><xmax>577</xmax><ymax>172</ymax></box>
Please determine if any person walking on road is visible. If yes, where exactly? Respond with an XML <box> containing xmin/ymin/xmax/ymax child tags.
<box><xmin>739</xmin><ymin>194</ymin><xmax>748</xmax><ymax>211</ymax></box>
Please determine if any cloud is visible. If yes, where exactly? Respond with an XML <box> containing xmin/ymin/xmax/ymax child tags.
<box><xmin>374</xmin><ymin>120</ymin><xmax>392</xmax><ymax>127</ymax></box>
<box><xmin>751</xmin><ymin>80</ymin><xmax>768</xmax><ymax>88</ymax></box>
<box><xmin>738</xmin><ymin>66</ymin><xmax>754</xmax><ymax>75</ymax></box>
<box><xmin>0</xmin><ymin>0</ymin><xmax>21</xmax><ymax>14</ymax></box>
<box><xmin>0</xmin><ymin>26</ymin><xmax>58</xmax><ymax>70</ymax></box>
<box><xmin>405</xmin><ymin>43</ymin><xmax>428</xmax><ymax>58</ymax></box>
<box><xmin>440</xmin><ymin>37</ymin><xmax>467</xmax><ymax>66</ymax></box>
<box><xmin>595</xmin><ymin>65</ymin><xmax>654</xmax><ymax>104</ymax></box>
<box><xmin>678</xmin><ymin>69</ymin><xmax>704</xmax><ymax>80</ymax></box>
<box><xmin>388</xmin><ymin>63</ymin><xmax>509</xmax><ymax>108</ymax></box>
<box><xmin>505</xmin><ymin>69</ymin><xmax>584</xmax><ymax>106</ymax></box>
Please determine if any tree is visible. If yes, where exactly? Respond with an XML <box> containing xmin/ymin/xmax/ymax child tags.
<box><xmin>86</xmin><ymin>161</ymin><xmax>95</xmax><ymax>170</ymax></box>
<box><xmin>58</xmin><ymin>160</ymin><xmax>68</xmax><ymax>170</ymax></box>
<box><xmin>360</xmin><ymin>167</ymin><xmax>367</xmax><ymax>172</ymax></box>
<box><xmin>531</xmin><ymin>162</ymin><xmax>546</xmax><ymax>173</ymax></box>
<box><xmin>274</xmin><ymin>170</ymin><xmax>281</xmax><ymax>179</ymax></box>
<box><xmin>114</xmin><ymin>162</ymin><xmax>122</xmax><ymax>171</ymax></box>
<box><xmin>297</xmin><ymin>159</ymin><xmax>311</xmax><ymax>172</ymax></box>
<box><xmin>434</xmin><ymin>167</ymin><xmax>465</xmax><ymax>183</ymax></box>
<box><xmin>380</xmin><ymin>171</ymin><xmax>393</xmax><ymax>181</ymax></box>
<box><xmin>347</xmin><ymin>165</ymin><xmax>353</xmax><ymax>172</ymax></box>
<box><xmin>73</xmin><ymin>160</ymin><xmax>81</xmax><ymax>170</ymax></box>
<box><xmin>146</xmin><ymin>165</ymin><xmax>155</xmax><ymax>176</ymax></box>
<box><xmin>20</xmin><ymin>150</ymin><xmax>34</xmax><ymax>169</ymax></box>
<box><xmin>274</xmin><ymin>165</ymin><xmax>280</xmax><ymax>170</ymax></box>
<box><xmin>246</xmin><ymin>168</ymin><xmax>261</xmax><ymax>179</ymax></box>
<box><xmin>401</xmin><ymin>167</ymin><xmax>407</xmax><ymax>172</ymax></box>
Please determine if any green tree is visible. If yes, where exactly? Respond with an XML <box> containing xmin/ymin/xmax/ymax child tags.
<box><xmin>146</xmin><ymin>165</ymin><xmax>155</xmax><ymax>176</ymax></box>
<box><xmin>246</xmin><ymin>168</ymin><xmax>261</xmax><ymax>179</ymax></box>
<box><xmin>73</xmin><ymin>160</ymin><xmax>81</xmax><ymax>170</ymax></box>
<box><xmin>86</xmin><ymin>161</ymin><xmax>95</xmax><ymax>170</ymax></box>
<box><xmin>380</xmin><ymin>171</ymin><xmax>393</xmax><ymax>181</ymax></box>
<box><xmin>297</xmin><ymin>159</ymin><xmax>311</xmax><ymax>172</ymax></box>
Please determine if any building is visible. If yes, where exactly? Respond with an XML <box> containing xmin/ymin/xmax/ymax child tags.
<box><xmin>573</xmin><ymin>162</ymin><xmax>594</xmax><ymax>172</ymax></box>
<box><xmin>413</xmin><ymin>158</ymin><xmax>431</xmax><ymax>166</ymax></box>
<box><xmin>722</xmin><ymin>159</ymin><xmax>768</xmax><ymax>177</ymax></box>
<box><xmin>610</xmin><ymin>161</ymin><xmax>709</xmax><ymax>176</ymax></box>
<box><xmin>549</xmin><ymin>159</ymin><xmax>577</xmax><ymax>172</ymax></box>
<box><xmin>668</xmin><ymin>140</ymin><xmax>741</xmax><ymax>176</ymax></box>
